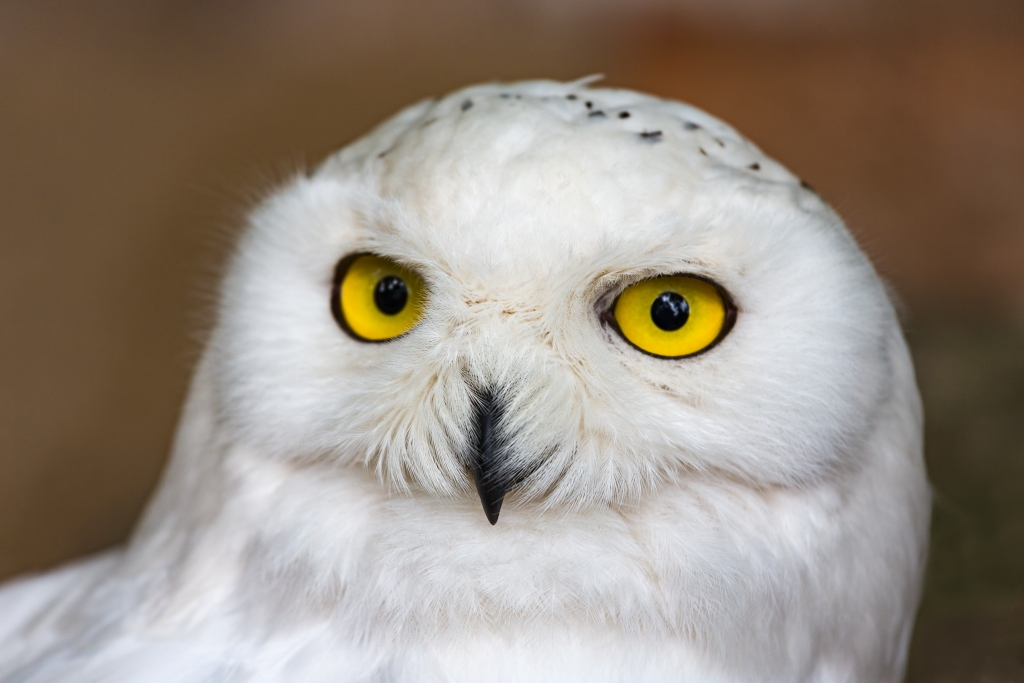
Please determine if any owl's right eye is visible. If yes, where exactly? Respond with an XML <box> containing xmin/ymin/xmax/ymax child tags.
<box><xmin>331</xmin><ymin>254</ymin><xmax>425</xmax><ymax>341</ymax></box>
<box><xmin>610</xmin><ymin>274</ymin><xmax>734</xmax><ymax>358</ymax></box>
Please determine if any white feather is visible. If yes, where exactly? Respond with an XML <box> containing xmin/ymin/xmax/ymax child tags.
<box><xmin>0</xmin><ymin>79</ymin><xmax>930</xmax><ymax>682</ymax></box>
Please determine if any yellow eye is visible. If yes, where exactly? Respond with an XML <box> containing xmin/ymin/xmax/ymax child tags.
<box><xmin>612</xmin><ymin>275</ymin><xmax>731</xmax><ymax>358</ymax></box>
<box><xmin>333</xmin><ymin>254</ymin><xmax>425</xmax><ymax>341</ymax></box>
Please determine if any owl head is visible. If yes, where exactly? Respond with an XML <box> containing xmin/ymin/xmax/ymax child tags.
<box><xmin>209</xmin><ymin>79</ymin><xmax>898</xmax><ymax>524</ymax></box>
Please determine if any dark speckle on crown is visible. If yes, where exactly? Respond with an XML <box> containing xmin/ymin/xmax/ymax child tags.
<box><xmin>318</xmin><ymin>80</ymin><xmax>800</xmax><ymax>190</ymax></box>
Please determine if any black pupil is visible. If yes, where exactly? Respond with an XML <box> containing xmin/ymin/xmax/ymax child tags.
<box><xmin>650</xmin><ymin>292</ymin><xmax>689</xmax><ymax>331</ymax></box>
<box><xmin>374</xmin><ymin>276</ymin><xmax>408</xmax><ymax>315</ymax></box>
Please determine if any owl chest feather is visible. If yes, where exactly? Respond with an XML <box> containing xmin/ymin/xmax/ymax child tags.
<box><xmin>96</xmin><ymin>443</ymin><xmax>919</xmax><ymax>682</ymax></box>
<box><xmin>162</xmin><ymin>446</ymin><xmax>896</xmax><ymax>639</ymax></box>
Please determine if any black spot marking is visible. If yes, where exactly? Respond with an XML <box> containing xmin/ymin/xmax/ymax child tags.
<box><xmin>500</xmin><ymin>93</ymin><xmax>512</xmax><ymax>99</ymax></box>
<box><xmin>619</xmin><ymin>111</ymin><xmax>630</xmax><ymax>119</ymax></box>
<box><xmin>748</xmin><ymin>162</ymin><xmax>760</xmax><ymax>171</ymax></box>
<box><xmin>683</xmin><ymin>121</ymin><xmax>700</xmax><ymax>130</ymax></box>
<box><xmin>800</xmin><ymin>179</ymin><xmax>818</xmax><ymax>193</ymax></box>
<box><xmin>588</xmin><ymin>110</ymin><xmax>606</xmax><ymax>118</ymax></box>
<box><xmin>566</xmin><ymin>94</ymin><xmax>577</xmax><ymax>100</ymax></box>
<box><xmin>639</xmin><ymin>130</ymin><xmax>663</xmax><ymax>142</ymax></box>
<box><xmin>585</xmin><ymin>101</ymin><xmax>593</xmax><ymax>109</ymax></box>
<box><xmin>715</xmin><ymin>138</ymin><xmax>725</xmax><ymax>147</ymax></box>
<box><xmin>699</xmin><ymin>148</ymin><xmax>708</xmax><ymax>156</ymax></box>
<box><xmin>461</xmin><ymin>99</ymin><xmax>473</xmax><ymax>111</ymax></box>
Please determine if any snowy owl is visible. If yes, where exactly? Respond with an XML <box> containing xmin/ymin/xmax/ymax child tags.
<box><xmin>0</xmin><ymin>79</ymin><xmax>930</xmax><ymax>682</ymax></box>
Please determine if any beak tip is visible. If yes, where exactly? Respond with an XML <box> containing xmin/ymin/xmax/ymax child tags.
<box><xmin>485</xmin><ymin>505</ymin><xmax>501</xmax><ymax>526</ymax></box>
<box><xmin>475</xmin><ymin>481</ymin><xmax>504</xmax><ymax>525</ymax></box>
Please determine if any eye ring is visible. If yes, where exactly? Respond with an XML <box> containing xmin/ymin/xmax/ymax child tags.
<box><xmin>331</xmin><ymin>253</ymin><xmax>426</xmax><ymax>342</ymax></box>
<box><xmin>602</xmin><ymin>274</ymin><xmax>737</xmax><ymax>359</ymax></box>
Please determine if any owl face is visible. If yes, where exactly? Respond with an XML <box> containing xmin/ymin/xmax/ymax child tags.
<box><xmin>213</xmin><ymin>81</ymin><xmax>897</xmax><ymax>521</ymax></box>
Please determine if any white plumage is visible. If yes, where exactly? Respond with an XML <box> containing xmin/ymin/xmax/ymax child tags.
<box><xmin>0</xmin><ymin>79</ymin><xmax>930</xmax><ymax>682</ymax></box>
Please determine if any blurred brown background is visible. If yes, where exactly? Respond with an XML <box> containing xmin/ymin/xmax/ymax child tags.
<box><xmin>1</xmin><ymin>1</ymin><xmax>1022</xmax><ymax>679</ymax></box>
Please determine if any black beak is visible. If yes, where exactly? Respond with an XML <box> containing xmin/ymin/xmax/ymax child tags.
<box><xmin>470</xmin><ymin>391</ymin><xmax>506</xmax><ymax>525</ymax></box>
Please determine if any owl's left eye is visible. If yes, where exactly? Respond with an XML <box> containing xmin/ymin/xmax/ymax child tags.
<box><xmin>332</xmin><ymin>254</ymin><xmax>425</xmax><ymax>341</ymax></box>
<box><xmin>610</xmin><ymin>275</ymin><xmax>734</xmax><ymax>358</ymax></box>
